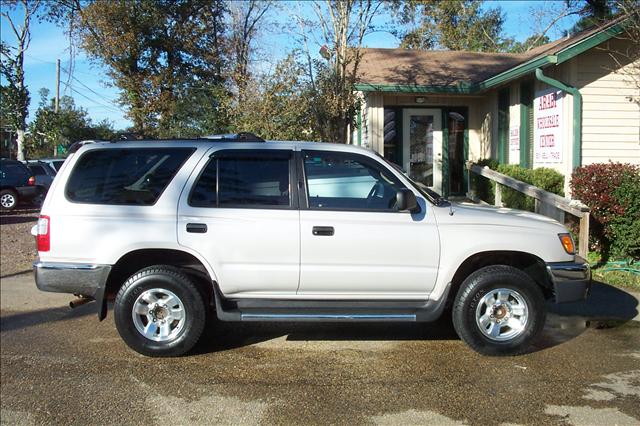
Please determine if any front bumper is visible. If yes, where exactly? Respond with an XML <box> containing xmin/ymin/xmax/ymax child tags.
<box><xmin>546</xmin><ymin>256</ymin><xmax>591</xmax><ymax>303</ymax></box>
<box><xmin>34</xmin><ymin>261</ymin><xmax>111</xmax><ymax>299</ymax></box>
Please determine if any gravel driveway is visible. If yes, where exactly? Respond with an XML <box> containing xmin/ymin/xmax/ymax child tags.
<box><xmin>0</xmin><ymin>208</ymin><xmax>39</xmax><ymax>277</ymax></box>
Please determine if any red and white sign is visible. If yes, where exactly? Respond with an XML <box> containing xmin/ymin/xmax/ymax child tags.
<box><xmin>509</xmin><ymin>126</ymin><xmax>520</xmax><ymax>164</ymax></box>
<box><xmin>534</xmin><ymin>89</ymin><xmax>563</xmax><ymax>164</ymax></box>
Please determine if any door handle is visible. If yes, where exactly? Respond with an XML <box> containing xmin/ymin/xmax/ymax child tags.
<box><xmin>186</xmin><ymin>223</ymin><xmax>207</xmax><ymax>233</ymax></box>
<box><xmin>312</xmin><ymin>226</ymin><xmax>334</xmax><ymax>236</ymax></box>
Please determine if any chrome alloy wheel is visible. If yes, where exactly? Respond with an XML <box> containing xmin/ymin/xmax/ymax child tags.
<box><xmin>132</xmin><ymin>288</ymin><xmax>186</xmax><ymax>342</ymax></box>
<box><xmin>475</xmin><ymin>288</ymin><xmax>529</xmax><ymax>341</ymax></box>
<box><xmin>0</xmin><ymin>193</ymin><xmax>16</xmax><ymax>209</ymax></box>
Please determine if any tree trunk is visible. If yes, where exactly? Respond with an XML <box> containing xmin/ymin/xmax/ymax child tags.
<box><xmin>16</xmin><ymin>128</ymin><xmax>26</xmax><ymax>161</ymax></box>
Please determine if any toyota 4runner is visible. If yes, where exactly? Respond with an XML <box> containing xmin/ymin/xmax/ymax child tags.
<box><xmin>33</xmin><ymin>134</ymin><xmax>591</xmax><ymax>357</ymax></box>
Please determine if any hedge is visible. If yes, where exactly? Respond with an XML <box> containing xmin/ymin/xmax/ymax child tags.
<box><xmin>570</xmin><ymin>162</ymin><xmax>640</xmax><ymax>261</ymax></box>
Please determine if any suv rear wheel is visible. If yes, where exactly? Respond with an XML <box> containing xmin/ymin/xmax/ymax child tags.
<box><xmin>114</xmin><ymin>265</ymin><xmax>206</xmax><ymax>357</ymax></box>
<box><xmin>0</xmin><ymin>189</ymin><xmax>18</xmax><ymax>211</ymax></box>
<box><xmin>452</xmin><ymin>265</ymin><xmax>545</xmax><ymax>356</ymax></box>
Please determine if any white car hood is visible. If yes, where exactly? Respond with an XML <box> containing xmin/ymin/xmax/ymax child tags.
<box><xmin>434</xmin><ymin>202</ymin><xmax>565</xmax><ymax>232</ymax></box>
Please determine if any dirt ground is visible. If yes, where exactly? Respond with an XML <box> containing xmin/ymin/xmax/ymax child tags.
<box><xmin>0</xmin><ymin>207</ymin><xmax>39</xmax><ymax>278</ymax></box>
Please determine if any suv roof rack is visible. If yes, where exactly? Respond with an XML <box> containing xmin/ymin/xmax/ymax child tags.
<box><xmin>200</xmin><ymin>132</ymin><xmax>265</xmax><ymax>142</ymax></box>
<box><xmin>68</xmin><ymin>139</ymin><xmax>110</xmax><ymax>154</ymax></box>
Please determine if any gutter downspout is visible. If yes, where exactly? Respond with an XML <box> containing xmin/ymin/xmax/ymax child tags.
<box><xmin>534</xmin><ymin>67</ymin><xmax>583</xmax><ymax>169</ymax></box>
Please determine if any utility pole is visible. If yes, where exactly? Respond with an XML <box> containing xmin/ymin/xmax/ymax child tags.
<box><xmin>55</xmin><ymin>59</ymin><xmax>60</xmax><ymax>113</ymax></box>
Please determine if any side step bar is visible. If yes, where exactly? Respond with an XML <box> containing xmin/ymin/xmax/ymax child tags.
<box><xmin>240</xmin><ymin>313</ymin><xmax>416</xmax><ymax>322</ymax></box>
<box><xmin>213</xmin><ymin>283</ymin><xmax>451</xmax><ymax>323</ymax></box>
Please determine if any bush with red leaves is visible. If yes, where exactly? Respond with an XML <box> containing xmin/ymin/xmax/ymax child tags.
<box><xmin>571</xmin><ymin>162</ymin><xmax>640</xmax><ymax>260</ymax></box>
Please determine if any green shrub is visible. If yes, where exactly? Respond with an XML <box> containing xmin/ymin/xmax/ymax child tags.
<box><xmin>471</xmin><ymin>158</ymin><xmax>498</xmax><ymax>204</ymax></box>
<box><xmin>610</xmin><ymin>171</ymin><xmax>640</xmax><ymax>260</ymax></box>
<box><xmin>470</xmin><ymin>160</ymin><xmax>564</xmax><ymax>212</ymax></box>
<box><xmin>570</xmin><ymin>162</ymin><xmax>640</xmax><ymax>260</ymax></box>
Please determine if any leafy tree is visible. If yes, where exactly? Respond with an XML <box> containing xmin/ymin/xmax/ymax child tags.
<box><xmin>45</xmin><ymin>0</ymin><xmax>229</xmax><ymax>138</ymax></box>
<box><xmin>1</xmin><ymin>0</ymin><xmax>41</xmax><ymax>160</ymax></box>
<box><xmin>504</xmin><ymin>34</ymin><xmax>552</xmax><ymax>54</ymax></box>
<box><xmin>294</xmin><ymin>0</ymin><xmax>382</xmax><ymax>143</ymax></box>
<box><xmin>26</xmin><ymin>88</ymin><xmax>115</xmax><ymax>158</ymax></box>
<box><xmin>390</xmin><ymin>0</ymin><xmax>506</xmax><ymax>52</ymax></box>
<box><xmin>230</xmin><ymin>53</ymin><xmax>318</xmax><ymax>141</ymax></box>
<box><xmin>568</xmin><ymin>0</ymin><xmax>618</xmax><ymax>33</ymax></box>
<box><xmin>228</xmin><ymin>0</ymin><xmax>273</xmax><ymax>101</ymax></box>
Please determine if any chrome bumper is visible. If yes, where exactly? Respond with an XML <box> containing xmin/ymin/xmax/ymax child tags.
<box><xmin>546</xmin><ymin>256</ymin><xmax>591</xmax><ymax>303</ymax></box>
<box><xmin>33</xmin><ymin>261</ymin><xmax>111</xmax><ymax>298</ymax></box>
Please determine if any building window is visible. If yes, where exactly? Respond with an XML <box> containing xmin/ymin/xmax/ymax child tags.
<box><xmin>520</xmin><ymin>81</ymin><xmax>534</xmax><ymax>168</ymax></box>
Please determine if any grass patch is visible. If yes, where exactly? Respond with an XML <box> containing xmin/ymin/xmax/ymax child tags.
<box><xmin>588</xmin><ymin>252</ymin><xmax>640</xmax><ymax>291</ymax></box>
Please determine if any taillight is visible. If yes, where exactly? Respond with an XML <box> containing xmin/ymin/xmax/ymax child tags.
<box><xmin>28</xmin><ymin>176</ymin><xmax>36</xmax><ymax>186</ymax></box>
<box><xmin>37</xmin><ymin>215</ymin><xmax>50</xmax><ymax>252</ymax></box>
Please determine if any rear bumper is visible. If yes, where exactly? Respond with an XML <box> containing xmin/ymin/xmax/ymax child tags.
<box><xmin>546</xmin><ymin>256</ymin><xmax>591</xmax><ymax>303</ymax></box>
<box><xmin>33</xmin><ymin>261</ymin><xmax>111</xmax><ymax>298</ymax></box>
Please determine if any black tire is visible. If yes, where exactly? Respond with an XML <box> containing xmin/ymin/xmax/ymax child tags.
<box><xmin>452</xmin><ymin>265</ymin><xmax>546</xmax><ymax>356</ymax></box>
<box><xmin>114</xmin><ymin>265</ymin><xmax>207</xmax><ymax>357</ymax></box>
<box><xmin>0</xmin><ymin>189</ymin><xmax>18</xmax><ymax>211</ymax></box>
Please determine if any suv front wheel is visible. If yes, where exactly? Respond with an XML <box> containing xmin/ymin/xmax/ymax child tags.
<box><xmin>452</xmin><ymin>265</ymin><xmax>546</xmax><ymax>356</ymax></box>
<box><xmin>114</xmin><ymin>266</ymin><xmax>206</xmax><ymax>357</ymax></box>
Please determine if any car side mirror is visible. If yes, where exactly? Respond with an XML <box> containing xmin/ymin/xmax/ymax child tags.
<box><xmin>396</xmin><ymin>189</ymin><xmax>420</xmax><ymax>213</ymax></box>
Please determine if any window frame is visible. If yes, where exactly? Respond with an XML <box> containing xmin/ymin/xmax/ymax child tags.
<box><xmin>299</xmin><ymin>149</ymin><xmax>409</xmax><ymax>213</ymax></box>
<box><xmin>188</xmin><ymin>149</ymin><xmax>298</xmax><ymax>210</ymax></box>
<box><xmin>64</xmin><ymin>147</ymin><xmax>196</xmax><ymax>206</ymax></box>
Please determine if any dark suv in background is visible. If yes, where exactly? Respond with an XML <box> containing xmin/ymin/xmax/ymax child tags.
<box><xmin>24</xmin><ymin>160</ymin><xmax>57</xmax><ymax>194</ymax></box>
<box><xmin>0</xmin><ymin>158</ymin><xmax>41</xmax><ymax>211</ymax></box>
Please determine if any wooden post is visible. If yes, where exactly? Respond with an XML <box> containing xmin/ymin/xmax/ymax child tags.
<box><xmin>578</xmin><ymin>211</ymin><xmax>590</xmax><ymax>259</ymax></box>
<box><xmin>495</xmin><ymin>184</ymin><xmax>502</xmax><ymax>207</ymax></box>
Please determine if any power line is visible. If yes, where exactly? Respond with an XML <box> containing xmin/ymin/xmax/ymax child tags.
<box><xmin>60</xmin><ymin>82</ymin><xmax>125</xmax><ymax>114</ymax></box>
<box><xmin>61</xmin><ymin>66</ymin><xmax>120</xmax><ymax>104</ymax></box>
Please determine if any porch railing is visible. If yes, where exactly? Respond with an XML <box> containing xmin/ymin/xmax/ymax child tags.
<box><xmin>466</xmin><ymin>162</ymin><xmax>591</xmax><ymax>258</ymax></box>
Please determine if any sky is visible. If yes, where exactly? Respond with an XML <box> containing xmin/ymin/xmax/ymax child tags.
<box><xmin>1</xmin><ymin>1</ymin><xmax>581</xmax><ymax>131</ymax></box>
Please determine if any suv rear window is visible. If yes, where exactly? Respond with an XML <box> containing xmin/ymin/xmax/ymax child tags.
<box><xmin>66</xmin><ymin>148</ymin><xmax>194</xmax><ymax>205</ymax></box>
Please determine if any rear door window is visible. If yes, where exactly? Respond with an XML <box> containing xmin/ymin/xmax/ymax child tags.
<box><xmin>66</xmin><ymin>148</ymin><xmax>194</xmax><ymax>205</ymax></box>
<box><xmin>189</xmin><ymin>150</ymin><xmax>292</xmax><ymax>208</ymax></box>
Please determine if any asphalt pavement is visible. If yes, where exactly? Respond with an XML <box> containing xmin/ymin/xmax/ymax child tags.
<box><xmin>1</xmin><ymin>272</ymin><xmax>639</xmax><ymax>425</ymax></box>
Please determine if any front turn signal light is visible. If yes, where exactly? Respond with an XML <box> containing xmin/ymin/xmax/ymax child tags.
<box><xmin>558</xmin><ymin>233</ymin><xmax>575</xmax><ymax>255</ymax></box>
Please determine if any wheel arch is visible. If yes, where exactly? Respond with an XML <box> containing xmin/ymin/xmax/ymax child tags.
<box><xmin>105</xmin><ymin>248</ymin><xmax>217</xmax><ymax>312</ymax></box>
<box><xmin>448</xmin><ymin>250</ymin><xmax>553</xmax><ymax>303</ymax></box>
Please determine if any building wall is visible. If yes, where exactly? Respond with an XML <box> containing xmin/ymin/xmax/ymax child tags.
<box><xmin>574</xmin><ymin>38</ymin><xmax>640</xmax><ymax>165</ymax></box>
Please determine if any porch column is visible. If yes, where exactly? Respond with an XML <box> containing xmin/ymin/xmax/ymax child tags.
<box><xmin>366</xmin><ymin>93</ymin><xmax>384</xmax><ymax>154</ymax></box>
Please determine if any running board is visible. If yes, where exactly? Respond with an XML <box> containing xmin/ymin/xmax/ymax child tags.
<box><xmin>240</xmin><ymin>313</ymin><xmax>416</xmax><ymax>322</ymax></box>
<box><xmin>213</xmin><ymin>283</ymin><xmax>451</xmax><ymax>323</ymax></box>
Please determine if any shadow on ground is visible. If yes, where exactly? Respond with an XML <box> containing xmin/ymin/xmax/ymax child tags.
<box><xmin>1</xmin><ymin>280</ymin><xmax>637</xmax><ymax>356</ymax></box>
<box><xmin>0</xmin><ymin>206</ymin><xmax>39</xmax><ymax>225</ymax></box>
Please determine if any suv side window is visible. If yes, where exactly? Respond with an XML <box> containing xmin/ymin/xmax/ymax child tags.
<box><xmin>302</xmin><ymin>150</ymin><xmax>405</xmax><ymax>212</ymax></box>
<box><xmin>190</xmin><ymin>150</ymin><xmax>292</xmax><ymax>208</ymax></box>
<box><xmin>66</xmin><ymin>148</ymin><xmax>194</xmax><ymax>205</ymax></box>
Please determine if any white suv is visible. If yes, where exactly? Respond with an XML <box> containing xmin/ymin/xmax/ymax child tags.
<box><xmin>33</xmin><ymin>134</ymin><xmax>590</xmax><ymax>357</ymax></box>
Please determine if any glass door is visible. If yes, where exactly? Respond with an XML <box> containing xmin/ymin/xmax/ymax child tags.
<box><xmin>402</xmin><ymin>108</ymin><xmax>442</xmax><ymax>194</ymax></box>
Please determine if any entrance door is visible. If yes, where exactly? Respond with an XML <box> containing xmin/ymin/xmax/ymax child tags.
<box><xmin>402</xmin><ymin>109</ymin><xmax>442</xmax><ymax>194</ymax></box>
